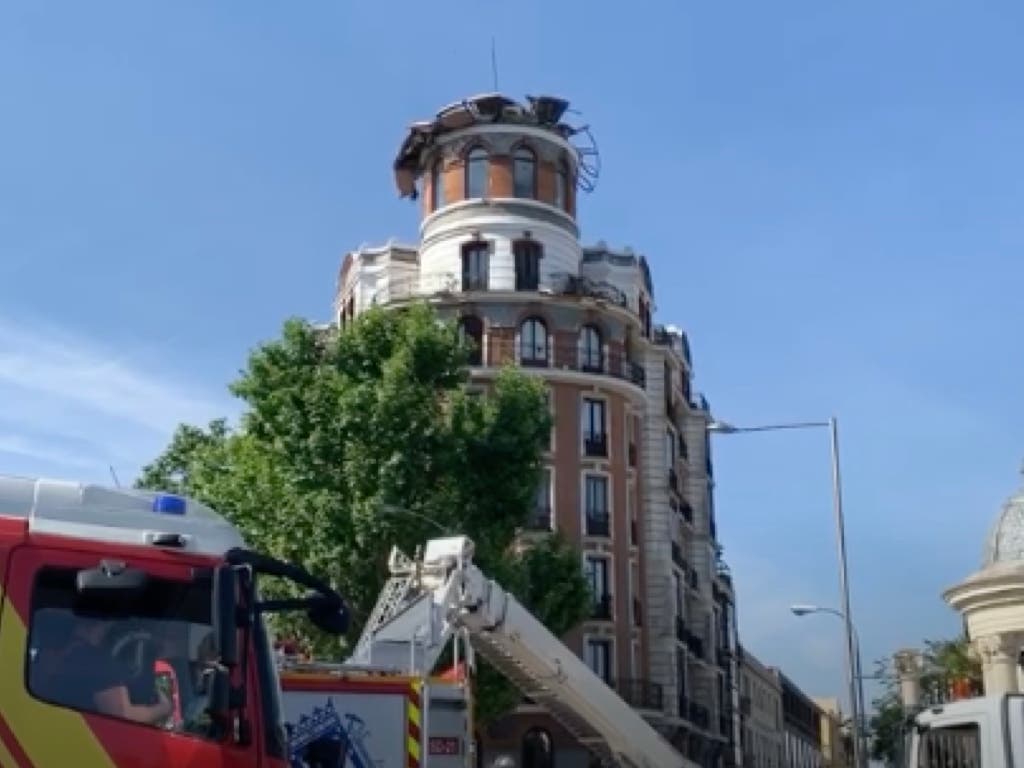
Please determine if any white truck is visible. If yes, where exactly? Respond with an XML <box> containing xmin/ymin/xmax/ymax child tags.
<box><xmin>283</xmin><ymin>535</ymin><xmax>695</xmax><ymax>768</ymax></box>
<box><xmin>904</xmin><ymin>694</ymin><xmax>1024</xmax><ymax>767</ymax></box>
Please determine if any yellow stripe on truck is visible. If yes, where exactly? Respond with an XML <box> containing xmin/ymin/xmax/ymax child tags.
<box><xmin>407</xmin><ymin>679</ymin><xmax>422</xmax><ymax>768</ymax></box>
<box><xmin>0</xmin><ymin>589</ymin><xmax>116</xmax><ymax>768</ymax></box>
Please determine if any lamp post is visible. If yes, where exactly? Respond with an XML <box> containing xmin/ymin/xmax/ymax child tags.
<box><xmin>707</xmin><ymin>416</ymin><xmax>864</xmax><ymax>768</ymax></box>
<box><xmin>791</xmin><ymin>604</ymin><xmax>869</xmax><ymax>764</ymax></box>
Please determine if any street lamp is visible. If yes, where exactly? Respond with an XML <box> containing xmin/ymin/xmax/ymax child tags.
<box><xmin>791</xmin><ymin>604</ymin><xmax>870</xmax><ymax>762</ymax></box>
<box><xmin>707</xmin><ymin>416</ymin><xmax>864</xmax><ymax>768</ymax></box>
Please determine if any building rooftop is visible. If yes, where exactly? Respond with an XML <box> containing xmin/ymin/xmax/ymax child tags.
<box><xmin>392</xmin><ymin>92</ymin><xmax>594</xmax><ymax>199</ymax></box>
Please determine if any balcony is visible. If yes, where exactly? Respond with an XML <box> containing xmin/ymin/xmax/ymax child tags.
<box><xmin>524</xmin><ymin>507</ymin><xmax>552</xmax><ymax>531</ymax></box>
<box><xmin>585</xmin><ymin>513</ymin><xmax>610</xmax><ymax>537</ymax></box>
<box><xmin>591</xmin><ymin>593</ymin><xmax>613</xmax><ymax>620</ymax></box>
<box><xmin>584</xmin><ymin>435</ymin><xmax>608</xmax><ymax>458</ymax></box>
<box><xmin>485</xmin><ymin>340</ymin><xmax>645</xmax><ymax>388</ymax></box>
<box><xmin>616</xmin><ymin>678</ymin><xmax>664</xmax><ymax>712</ymax></box>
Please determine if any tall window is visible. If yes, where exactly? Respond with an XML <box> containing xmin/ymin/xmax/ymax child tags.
<box><xmin>584</xmin><ymin>474</ymin><xmax>609</xmax><ymax>536</ymax></box>
<box><xmin>585</xmin><ymin>637</ymin><xmax>613</xmax><ymax>684</ymax></box>
<box><xmin>585</xmin><ymin>555</ymin><xmax>610</xmax><ymax>600</ymax></box>
<box><xmin>514</xmin><ymin>240</ymin><xmax>542</xmax><ymax>291</ymax></box>
<box><xmin>461</xmin><ymin>242</ymin><xmax>489</xmax><ymax>291</ymax></box>
<box><xmin>665</xmin><ymin>428</ymin><xmax>677</xmax><ymax>470</ymax></box>
<box><xmin>555</xmin><ymin>157</ymin><xmax>570</xmax><ymax>210</ymax></box>
<box><xmin>677</xmin><ymin>647</ymin><xmax>688</xmax><ymax>700</ymax></box>
<box><xmin>513</xmin><ymin>145</ymin><xmax>537</xmax><ymax>198</ymax></box>
<box><xmin>465</xmin><ymin>146</ymin><xmax>489</xmax><ymax>199</ymax></box>
<box><xmin>579</xmin><ymin>325</ymin><xmax>602</xmax><ymax>371</ymax></box>
<box><xmin>521</xmin><ymin>728</ymin><xmax>554</xmax><ymax>768</ymax></box>
<box><xmin>458</xmin><ymin>315</ymin><xmax>483</xmax><ymax>365</ymax></box>
<box><xmin>431</xmin><ymin>157</ymin><xmax>445</xmax><ymax>210</ymax></box>
<box><xmin>582</xmin><ymin>398</ymin><xmax>607</xmax><ymax>455</ymax></box>
<box><xmin>518</xmin><ymin>317</ymin><xmax>549</xmax><ymax>366</ymax></box>
<box><xmin>532</xmin><ymin>468</ymin><xmax>552</xmax><ymax>529</ymax></box>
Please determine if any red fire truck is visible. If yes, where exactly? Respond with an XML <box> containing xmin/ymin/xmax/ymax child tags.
<box><xmin>0</xmin><ymin>474</ymin><xmax>348</xmax><ymax>767</ymax></box>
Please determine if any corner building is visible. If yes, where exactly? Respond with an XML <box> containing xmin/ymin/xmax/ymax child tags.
<box><xmin>334</xmin><ymin>94</ymin><xmax>739</xmax><ymax>768</ymax></box>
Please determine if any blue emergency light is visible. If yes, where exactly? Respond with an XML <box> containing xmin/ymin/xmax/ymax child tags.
<box><xmin>152</xmin><ymin>493</ymin><xmax>187</xmax><ymax>515</ymax></box>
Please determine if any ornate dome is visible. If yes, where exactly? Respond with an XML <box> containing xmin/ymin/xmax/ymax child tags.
<box><xmin>983</xmin><ymin>465</ymin><xmax>1024</xmax><ymax>567</ymax></box>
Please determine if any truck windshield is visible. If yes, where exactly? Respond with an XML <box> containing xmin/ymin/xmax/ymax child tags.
<box><xmin>27</xmin><ymin>565</ymin><xmax>219</xmax><ymax>738</ymax></box>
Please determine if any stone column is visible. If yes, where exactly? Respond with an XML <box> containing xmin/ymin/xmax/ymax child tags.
<box><xmin>974</xmin><ymin>633</ymin><xmax>1024</xmax><ymax>696</ymax></box>
<box><xmin>893</xmin><ymin>649</ymin><xmax>923</xmax><ymax>710</ymax></box>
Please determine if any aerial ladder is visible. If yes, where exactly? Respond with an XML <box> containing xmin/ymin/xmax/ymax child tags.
<box><xmin>346</xmin><ymin>535</ymin><xmax>695</xmax><ymax>768</ymax></box>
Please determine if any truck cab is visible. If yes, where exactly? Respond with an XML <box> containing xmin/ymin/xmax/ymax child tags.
<box><xmin>0</xmin><ymin>474</ymin><xmax>348</xmax><ymax>768</ymax></box>
<box><xmin>909</xmin><ymin>694</ymin><xmax>1024</xmax><ymax>767</ymax></box>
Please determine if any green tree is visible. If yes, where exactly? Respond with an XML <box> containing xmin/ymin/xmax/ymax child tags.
<box><xmin>136</xmin><ymin>304</ymin><xmax>592</xmax><ymax>724</ymax></box>
<box><xmin>868</xmin><ymin>634</ymin><xmax>982</xmax><ymax>765</ymax></box>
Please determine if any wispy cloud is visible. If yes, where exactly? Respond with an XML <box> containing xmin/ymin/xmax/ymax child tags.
<box><xmin>0</xmin><ymin>316</ymin><xmax>236</xmax><ymax>483</ymax></box>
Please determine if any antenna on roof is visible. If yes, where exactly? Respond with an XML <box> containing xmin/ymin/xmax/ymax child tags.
<box><xmin>490</xmin><ymin>36</ymin><xmax>499</xmax><ymax>91</ymax></box>
<box><xmin>109</xmin><ymin>465</ymin><xmax>121</xmax><ymax>488</ymax></box>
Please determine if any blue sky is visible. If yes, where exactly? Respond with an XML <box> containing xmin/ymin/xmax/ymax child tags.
<box><xmin>3</xmin><ymin>0</ymin><xmax>1023</xmax><ymax>712</ymax></box>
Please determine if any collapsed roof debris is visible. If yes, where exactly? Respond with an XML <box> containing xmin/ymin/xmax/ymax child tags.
<box><xmin>393</xmin><ymin>93</ymin><xmax>588</xmax><ymax>200</ymax></box>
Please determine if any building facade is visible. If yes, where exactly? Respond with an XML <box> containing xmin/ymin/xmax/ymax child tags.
<box><xmin>333</xmin><ymin>93</ymin><xmax>739</xmax><ymax>768</ymax></box>
<box><xmin>738</xmin><ymin>646</ymin><xmax>784</xmax><ymax>768</ymax></box>
<box><xmin>772</xmin><ymin>671</ymin><xmax>824</xmax><ymax>768</ymax></box>
<box><xmin>812</xmin><ymin>699</ymin><xmax>852</xmax><ymax>768</ymax></box>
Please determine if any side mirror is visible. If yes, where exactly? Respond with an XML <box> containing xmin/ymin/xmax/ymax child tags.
<box><xmin>306</xmin><ymin>593</ymin><xmax>349</xmax><ymax>636</ymax></box>
<box><xmin>212</xmin><ymin>565</ymin><xmax>240</xmax><ymax>668</ymax></box>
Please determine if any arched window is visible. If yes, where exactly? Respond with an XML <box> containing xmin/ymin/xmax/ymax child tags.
<box><xmin>458</xmin><ymin>315</ymin><xmax>484</xmax><ymax>366</ymax></box>
<box><xmin>431</xmin><ymin>157</ymin><xmax>446</xmax><ymax>211</ymax></box>
<box><xmin>521</xmin><ymin>727</ymin><xmax>554</xmax><ymax>768</ymax></box>
<box><xmin>465</xmin><ymin>146</ymin><xmax>489</xmax><ymax>199</ymax></box>
<box><xmin>513</xmin><ymin>145</ymin><xmax>537</xmax><ymax>199</ymax></box>
<box><xmin>518</xmin><ymin>317</ymin><xmax>549</xmax><ymax>367</ymax></box>
<box><xmin>579</xmin><ymin>325</ymin><xmax>602</xmax><ymax>372</ymax></box>
<box><xmin>555</xmin><ymin>157</ymin><xmax>570</xmax><ymax>210</ymax></box>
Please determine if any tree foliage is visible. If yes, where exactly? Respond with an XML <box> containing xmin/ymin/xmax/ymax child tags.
<box><xmin>869</xmin><ymin>634</ymin><xmax>982</xmax><ymax>765</ymax></box>
<box><xmin>136</xmin><ymin>304</ymin><xmax>592</xmax><ymax>724</ymax></box>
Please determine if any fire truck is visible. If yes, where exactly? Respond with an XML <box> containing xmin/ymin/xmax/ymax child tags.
<box><xmin>0</xmin><ymin>473</ymin><xmax>694</xmax><ymax>767</ymax></box>
<box><xmin>0</xmin><ymin>473</ymin><xmax>348</xmax><ymax>767</ymax></box>
<box><xmin>281</xmin><ymin>535</ymin><xmax>696</xmax><ymax>768</ymax></box>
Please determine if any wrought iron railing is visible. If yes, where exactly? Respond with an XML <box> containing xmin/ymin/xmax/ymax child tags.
<box><xmin>591</xmin><ymin>593</ymin><xmax>613</xmax><ymax>620</ymax></box>
<box><xmin>616</xmin><ymin>678</ymin><xmax>664</xmax><ymax>711</ymax></box>
<box><xmin>484</xmin><ymin>340</ymin><xmax>645</xmax><ymax>388</ymax></box>
<box><xmin>585</xmin><ymin>514</ymin><xmax>610</xmax><ymax>537</ymax></box>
